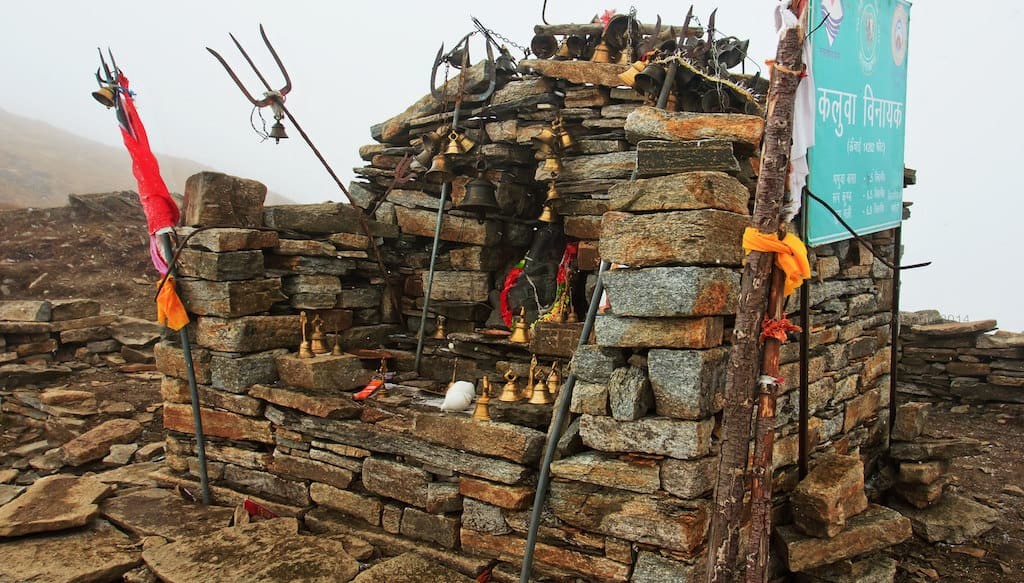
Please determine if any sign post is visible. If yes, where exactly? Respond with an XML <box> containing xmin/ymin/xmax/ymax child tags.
<box><xmin>807</xmin><ymin>0</ymin><xmax>911</xmax><ymax>245</ymax></box>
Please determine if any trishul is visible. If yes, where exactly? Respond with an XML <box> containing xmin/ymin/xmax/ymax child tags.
<box><xmin>429</xmin><ymin>32</ymin><xmax>497</xmax><ymax>103</ymax></box>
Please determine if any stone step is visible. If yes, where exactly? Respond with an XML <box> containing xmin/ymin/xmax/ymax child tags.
<box><xmin>775</xmin><ymin>504</ymin><xmax>911</xmax><ymax>572</ymax></box>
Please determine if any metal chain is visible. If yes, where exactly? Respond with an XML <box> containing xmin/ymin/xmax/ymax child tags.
<box><xmin>474</xmin><ymin>18</ymin><xmax>530</xmax><ymax>58</ymax></box>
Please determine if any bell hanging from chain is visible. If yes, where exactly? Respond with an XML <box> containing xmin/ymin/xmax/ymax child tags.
<box><xmin>552</xmin><ymin>119</ymin><xmax>576</xmax><ymax>152</ymax></box>
<box><xmin>537</xmin><ymin>203</ymin><xmax>559</xmax><ymax>223</ymax></box>
<box><xmin>544</xmin><ymin>181</ymin><xmax>560</xmax><ymax>203</ymax></box>
<box><xmin>459</xmin><ymin>159</ymin><xmax>500</xmax><ymax>217</ymax></box>
<box><xmin>634</xmin><ymin>63</ymin><xmax>667</xmax><ymax>97</ymax></box>
<box><xmin>554</xmin><ymin>35</ymin><xmax>586</xmax><ymax>60</ymax></box>
<box><xmin>618</xmin><ymin>61</ymin><xmax>645</xmax><ymax>87</ymax></box>
<box><xmin>268</xmin><ymin>120</ymin><xmax>288</xmax><ymax>142</ymax></box>
<box><xmin>448</xmin><ymin>130</ymin><xmax>476</xmax><ymax>154</ymax></box>
<box><xmin>542</xmin><ymin>156</ymin><xmax>562</xmax><ymax>174</ymax></box>
<box><xmin>498</xmin><ymin>369</ymin><xmax>520</xmax><ymax>402</ymax></box>
<box><xmin>425</xmin><ymin>153</ymin><xmax>453</xmax><ymax>184</ymax></box>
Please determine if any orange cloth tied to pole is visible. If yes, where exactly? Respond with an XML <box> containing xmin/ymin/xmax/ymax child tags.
<box><xmin>742</xmin><ymin>227</ymin><xmax>811</xmax><ymax>296</ymax></box>
<box><xmin>156</xmin><ymin>275</ymin><xmax>190</xmax><ymax>331</ymax></box>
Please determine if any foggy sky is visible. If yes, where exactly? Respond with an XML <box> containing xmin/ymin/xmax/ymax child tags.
<box><xmin>2</xmin><ymin>1</ymin><xmax>1021</xmax><ymax>331</ymax></box>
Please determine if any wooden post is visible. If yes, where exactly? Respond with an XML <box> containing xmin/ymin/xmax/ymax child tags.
<box><xmin>706</xmin><ymin>22</ymin><xmax>804</xmax><ymax>583</ymax></box>
<box><xmin>745</xmin><ymin>267</ymin><xmax>786</xmax><ymax>583</ymax></box>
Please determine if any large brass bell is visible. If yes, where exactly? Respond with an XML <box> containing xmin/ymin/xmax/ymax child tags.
<box><xmin>499</xmin><ymin>369</ymin><xmax>520</xmax><ymax>402</ymax></box>
<box><xmin>554</xmin><ymin>35</ymin><xmax>586</xmax><ymax>60</ymax></box>
<box><xmin>604</xmin><ymin>14</ymin><xmax>640</xmax><ymax>52</ymax></box>
<box><xmin>634</xmin><ymin>63</ymin><xmax>667</xmax><ymax>97</ymax></box>
<box><xmin>590</xmin><ymin>40</ymin><xmax>612</xmax><ymax>63</ymax></box>
<box><xmin>424</xmin><ymin>153</ymin><xmax>453</xmax><ymax>184</ymax></box>
<box><xmin>530</xmin><ymin>34</ymin><xmax>559</xmax><ymax>59</ymax></box>
<box><xmin>459</xmin><ymin>161</ymin><xmax>500</xmax><ymax>217</ymax></box>
<box><xmin>91</xmin><ymin>86</ymin><xmax>116</xmax><ymax>108</ymax></box>
<box><xmin>538</xmin><ymin>204</ymin><xmax>559</xmax><ymax>223</ymax></box>
<box><xmin>544</xmin><ymin>181</ymin><xmax>561</xmax><ymax>203</ymax></box>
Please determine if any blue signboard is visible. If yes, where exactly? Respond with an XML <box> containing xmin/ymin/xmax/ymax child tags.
<box><xmin>807</xmin><ymin>0</ymin><xmax>911</xmax><ymax>245</ymax></box>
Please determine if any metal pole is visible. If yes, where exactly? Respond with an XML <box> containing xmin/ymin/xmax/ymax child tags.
<box><xmin>158</xmin><ymin>232</ymin><xmax>211</xmax><ymax>505</ymax></box>
<box><xmin>521</xmin><ymin>260</ymin><xmax>609</xmax><ymax>582</ymax></box>
<box><xmin>798</xmin><ymin>191</ymin><xmax>810</xmax><ymax>478</ymax></box>
<box><xmin>414</xmin><ymin>100</ymin><xmax>464</xmax><ymax>374</ymax></box>
<box><xmin>888</xmin><ymin>226</ymin><xmax>902</xmax><ymax>442</ymax></box>
<box><xmin>521</xmin><ymin>67</ymin><xmax>676</xmax><ymax>580</ymax></box>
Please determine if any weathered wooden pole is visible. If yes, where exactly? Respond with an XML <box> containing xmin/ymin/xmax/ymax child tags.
<box><xmin>706</xmin><ymin>21</ymin><xmax>804</xmax><ymax>583</ymax></box>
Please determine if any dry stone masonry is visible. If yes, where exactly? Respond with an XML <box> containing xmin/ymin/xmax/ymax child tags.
<box><xmin>144</xmin><ymin>51</ymin><xmax>910</xmax><ymax>581</ymax></box>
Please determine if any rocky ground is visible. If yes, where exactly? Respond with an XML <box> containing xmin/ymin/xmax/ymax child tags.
<box><xmin>1</xmin><ymin>197</ymin><xmax>1022</xmax><ymax>581</ymax></box>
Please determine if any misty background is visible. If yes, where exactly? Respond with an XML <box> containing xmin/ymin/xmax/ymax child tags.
<box><xmin>1</xmin><ymin>1</ymin><xmax>1020</xmax><ymax>330</ymax></box>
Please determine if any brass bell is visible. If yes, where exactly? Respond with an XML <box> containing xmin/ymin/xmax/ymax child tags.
<box><xmin>431</xmin><ymin>315</ymin><xmax>447</xmax><ymax>340</ymax></box>
<box><xmin>531</xmin><ymin>127</ymin><xmax>559</xmax><ymax>150</ymax></box>
<box><xmin>617</xmin><ymin>61</ymin><xmax>645</xmax><ymax>87</ymax></box>
<box><xmin>538</xmin><ymin>204</ymin><xmax>559</xmax><ymax>223</ymax></box>
<box><xmin>421</xmin><ymin>128</ymin><xmax>446</xmax><ymax>155</ymax></box>
<box><xmin>634</xmin><ymin>63</ymin><xmax>667</xmax><ymax>97</ymax></box>
<box><xmin>552</xmin><ymin>119</ymin><xmax>576</xmax><ymax>151</ymax></box>
<box><xmin>530</xmin><ymin>34</ymin><xmax>559</xmax><ymax>59</ymax></box>
<box><xmin>498</xmin><ymin>369</ymin><xmax>520</xmax><ymax>402</ymax></box>
<box><xmin>445</xmin><ymin>136</ymin><xmax>465</xmax><ymax>156</ymax></box>
<box><xmin>508</xmin><ymin>307</ymin><xmax>531</xmax><ymax>344</ymax></box>
<box><xmin>590</xmin><ymin>40</ymin><xmax>612</xmax><ymax>63</ymax></box>
<box><xmin>424</xmin><ymin>153</ymin><xmax>453</xmax><ymax>184</ymax></box>
<box><xmin>544</xmin><ymin>181</ymin><xmax>561</xmax><ymax>203</ymax></box>
<box><xmin>472</xmin><ymin>377</ymin><xmax>492</xmax><ymax>421</ymax></box>
<box><xmin>566</xmin><ymin>305</ymin><xmax>579</xmax><ymax>323</ymax></box>
<box><xmin>604</xmin><ymin>14</ymin><xmax>640</xmax><ymax>53</ymax></box>
<box><xmin>528</xmin><ymin>368</ymin><xmax>552</xmax><ymax>405</ymax></box>
<box><xmin>297</xmin><ymin>311</ymin><xmax>314</xmax><ymax>359</ymax></box>
<box><xmin>91</xmin><ymin>86</ymin><xmax>116</xmax><ymax>108</ymax></box>
<box><xmin>310</xmin><ymin>314</ymin><xmax>329</xmax><ymax>354</ymax></box>
<box><xmin>459</xmin><ymin>160</ymin><xmax>500</xmax><ymax>217</ymax></box>
<box><xmin>269</xmin><ymin>120</ymin><xmax>289</xmax><ymax>142</ymax></box>
<box><xmin>450</xmin><ymin>130</ymin><xmax>476</xmax><ymax>154</ymax></box>
<box><xmin>411</xmin><ymin>148</ymin><xmax>435</xmax><ymax>172</ymax></box>
<box><xmin>554</xmin><ymin>35</ymin><xmax>586</xmax><ymax>60</ymax></box>
<box><xmin>542</xmin><ymin>156</ymin><xmax>562</xmax><ymax>174</ymax></box>
<box><xmin>616</xmin><ymin>46</ymin><xmax>634</xmax><ymax>65</ymax></box>
<box><xmin>331</xmin><ymin>331</ymin><xmax>342</xmax><ymax>356</ymax></box>
<box><xmin>547</xmin><ymin>364</ymin><xmax>562</xmax><ymax>396</ymax></box>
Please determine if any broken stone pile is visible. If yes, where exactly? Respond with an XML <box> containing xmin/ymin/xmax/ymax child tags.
<box><xmin>0</xmin><ymin>299</ymin><xmax>161</xmax><ymax>387</ymax></box>
<box><xmin>898</xmin><ymin>311</ymin><xmax>1024</xmax><ymax>404</ymax></box>
<box><xmin>775</xmin><ymin>453</ymin><xmax>911</xmax><ymax>582</ymax></box>
<box><xmin>885</xmin><ymin>401</ymin><xmax>999</xmax><ymax>545</ymax></box>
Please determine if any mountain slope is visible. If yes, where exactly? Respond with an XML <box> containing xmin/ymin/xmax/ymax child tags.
<box><xmin>0</xmin><ymin>108</ymin><xmax>289</xmax><ymax>209</ymax></box>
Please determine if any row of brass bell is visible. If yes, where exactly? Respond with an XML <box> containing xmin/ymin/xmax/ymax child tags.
<box><xmin>495</xmin><ymin>361</ymin><xmax>561</xmax><ymax>405</ymax></box>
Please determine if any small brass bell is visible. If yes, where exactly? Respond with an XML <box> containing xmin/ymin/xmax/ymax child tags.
<box><xmin>499</xmin><ymin>369</ymin><xmax>520</xmax><ymax>402</ymax></box>
<box><xmin>542</xmin><ymin>156</ymin><xmax>563</xmax><ymax>174</ymax></box>
<box><xmin>530</xmin><ymin>34</ymin><xmax>559</xmax><ymax>59</ymax></box>
<box><xmin>547</xmin><ymin>364</ymin><xmax>562</xmax><ymax>396</ymax></box>
<box><xmin>444</xmin><ymin>136</ymin><xmax>464</xmax><ymax>156</ymax></box>
<box><xmin>297</xmin><ymin>311</ymin><xmax>314</xmax><ymax>359</ymax></box>
<box><xmin>616</xmin><ymin>46</ymin><xmax>634</xmax><ymax>65</ymax></box>
<box><xmin>529</xmin><ymin>367</ymin><xmax>552</xmax><ymax>405</ymax></box>
<box><xmin>431</xmin><ymin>315</ymin><xmax>447</xmax><ymax>340</ymax></box>
<box><xmin>538</xmin><ymin>204</ymin><xmax>559</xmax><ymax>223</ymax></box>
<box><xmin>544</xmin><ymin>181</ymin><xmax>561</xmax><ymax>203</ymax></box>
<box><xmin>310</xmin><ymin>314</ymin><xmax>329</xmax><ymax>354</ymax></box>
<box><xmin>425</xmin><ymin>153</ymin><xmax>453</xmax><ymax>184</ymax></box>
<box><xmin>508</xmin><ymin>307</ymin><xmax>531</xmax><ymax>344</ymax></box>
<box><xmin>552</xmin><ymin>119</ymin><xmax>576</xmax><ymax>152</ymax></box>
<box><xmin>590</xmin><ymin>40</ymin><xmax>612</xmax><ymax>63</ymax></box>
<box><xmin>566</xmin><ymin>305</ymin><xmax>579</xmax><ymax>323</ymax></box>
<box><xmin>531</xmin><ymin>127</ymin><xmax>559</xmax><ymax>149</ymax></box>
<box><xmin>472</xmin><ymin>377</ymin><xmax>492</xmax><ymax>421</ymax></box>
<box><xmin>269</xmin><ymin>120</ymin><xmax>289</xmax><ymax>142</ymax></box>
<box><xmin>449</xmin><ymin>130</ymin><xmax>476</xmax><ymax>154</ymax></box>
<box><xmin>421</xmin><ymin>127</ymin><xmax>445</xmax><ymax>155</ymax></box>
<box><xmin>331</xmin><ymin>331</ymin><xmax>342</xmax><ymax>356</ymax></box>
<box><xmin>91</xmin><ymin>86</ymin><xmax>116</xmax><ymax>108</ymax></box>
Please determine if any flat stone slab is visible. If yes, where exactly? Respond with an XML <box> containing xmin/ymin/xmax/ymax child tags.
<box><xmin>890</xmin><ymin>493</ymin><xmax>999</xmax><ymax>544</ymax></box>
<box><xmin>101</xmin><ymin>488</ymin><xmax>234</xmax><ymax>541</ymax></box>
<box><xmin>889</xmin><ymin>437</ymin><xmax>985</xmax><ymax>462</ymax></box>
<box><xmin>61</xmin><ymin>418</ymin><xmax>144</xmax><ymax>466</ymax></box>
<box><xmin>0</xmin><ymin>474</ymin><xmax>113</xmax><ymax>537</ymax></box>
<box><xmin>0</xmin><ymin>484</ymin><xmax>24</xmax><ymax>506</ymax></box>
<box><xmin>909</xmin><ymin>319</ymin><xmax>997</xmax><ymax>336</ymax></box>
<box><xmin>351</xmin><ymin>552</ymin><xmax>474</xmax><ymax>582</ymax></box>
<box><xmin>93</xmin><ymin>461</ymin><xmax>165</xmax><ymax>488</ymax></box>
<box><xmin>143</xmin><ymin>518</ymin><xmax>360</xmax><ymax>583</ymax></box>
<box><xmin>0</xmin><ymin>519</ymin><xmax>140</xmax><ymax>582</ymax></box>
<box><xmin>775</xmin><ymin>504</ymin><xmax>911</xmax><ymax>572</ymax></box>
